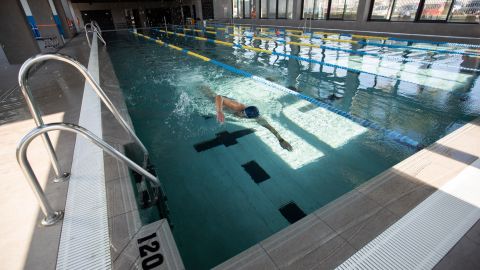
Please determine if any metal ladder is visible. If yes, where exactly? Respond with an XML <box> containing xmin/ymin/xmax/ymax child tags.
<box><xmin>16</xmin><ymin>23</ymin><xmax>157</xmax><ymax>226</ymax></box>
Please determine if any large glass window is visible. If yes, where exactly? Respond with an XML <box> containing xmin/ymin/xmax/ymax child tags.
<box><xmin>448</xmin><ymin>0</ymin><xmax>480</xmax><ymax>22</ymax></box>
<box><xmin>261</xmin><ymin>0</ymin><xmax>268</xmax><ymax>18</ymax></box>
<box><xmin>330</xmin><ymin>0</ymin><xmax>347</xmax><ymax>19</ymax></box>
<box><xmin>260</xmin><ymin>0</ymin><xmax>295</xmax><ymax>18</ymax></box>
<box><xmin>278</xmin><ymin>0</ymin><xmax>288</xmax><ymax>18</ymax></box>
<box><xmin>233</xmin><ymin>0</ymin><xmax>248</xmax><ymax>18</ymax></box>
<box><xmin>344</xmin><ymin>0</ymin><xmax>360</xmax><ymax>19</ymax></box>
<box><xmin>371</xmin><ymin>0</ymin><xmax>395</xmax><ymax>19</ymax></box>
<box><xmin>302</xmin><ymin>0</ymin><xmax>358</xmax><ymax>20</ymax></box>
<box><xmin>420</xmin><ymin>0</ymin><xmax>453</xmax><ymax>20</ymax></box>
<box><xmin>268</xmin><ymin>0</ymin><xmax>277</xmax><ymax>17</ymax></box>
<box><xmin>244</xmin><ymin>0</ymin><xmax>251</xmax><ymax>18</ymax></box>
<box><xmin>391</xmin><ymin>0</ymin><xmax>421</xmax><ymax>21</ymax></box>
<box><xmin>370</xmin><ymin>0</ymin><xmax>480</xmax><ymax>23</ymax></box>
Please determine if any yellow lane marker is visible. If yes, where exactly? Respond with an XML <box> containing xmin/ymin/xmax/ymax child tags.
<box><xmin>322</xmin><ymin>38</ymin><xmax>358</xmax><ymax>44</ymax></box>
<box><xmin>242</xmin><ymin>45</ymin><xmax>273</xmax><ymax>54</ymax></box>
<box><xmin>286</xmin><ymin>41</ymin><xmax>321</xmax><ymax>48</ymax></box>
<box><xmin>168</xmin><ymin>44</ymin><xmax>183</xmax><ymax>51</ymax></box>
<box><xmin>352</xmin><ymin>34</ymin><xmax>388</xmax><ymax>40</ymax></box>
<box><xmin>214</xmin><ymin>40</ymin><xmax>235</xmax><ymax>46</ymax></box>
<box><xmin>187</xmin><ymin>51</ymin><xmax>211</xmax><ymax>61</ymax></box>
<box><xmin>286</xmin><ymin>29</ymin><xmax>303</xmax><ymax>34</ymax></box>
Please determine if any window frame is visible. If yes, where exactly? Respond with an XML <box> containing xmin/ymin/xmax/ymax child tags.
<box><xmin>368</xmin><ymin>0</ymin><xmax>479</xmax><ymax>23</ymax></box>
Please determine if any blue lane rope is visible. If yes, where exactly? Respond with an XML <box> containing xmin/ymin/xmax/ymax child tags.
<box><xmin>354</xmin><ymin>41</ymin><xmax>480</xmax><ymax>57</ymax></box>
<box><xmin>388</xmin><ymin>37</ymin><xmax>480</xmax><ymax>49</ymax></box>
<box><xmin>234</xmin><ymin>33</ymin><xmax>480</xmax><ymax>73</ymax></box>
<box><xmin>135</xmin><ymin>31</ymin><xmax>423</xmax><ymax>150</ymax></box>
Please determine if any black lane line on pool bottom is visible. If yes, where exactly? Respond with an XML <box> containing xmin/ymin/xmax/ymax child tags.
<box><xmin>194</xmin><ymin>129</ymin><xmax>255</xmax><ymax>152</ymax></box>
<box><xmin>279</xmin><ymin>202</ymin><xmax>307</xmax><ymax>224</ymax></box>
<box><xmin>241</xmin><ymin>160</ymin><xmax>270</xmax><ymax>184</ymax></box>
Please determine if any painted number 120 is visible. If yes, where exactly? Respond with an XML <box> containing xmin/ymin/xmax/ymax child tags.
<box><xmin>137</xmin><ymin>232</ymin><xmax>164</xmax><ymax>269</ymax></box>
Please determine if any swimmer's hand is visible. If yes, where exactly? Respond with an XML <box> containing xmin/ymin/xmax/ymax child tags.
<box><xmin>279</xmin><ymin>138</ymin><xmax>293</xmax><ymax>151</ymax></box>
<box><xmin>216</xmin><ymin>111</ymin><xmax>225</xmax><ymax>123</ymax></box>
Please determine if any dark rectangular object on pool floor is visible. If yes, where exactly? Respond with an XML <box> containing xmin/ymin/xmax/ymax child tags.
<box><xmin>194</xmin><ymin>129</ymin><xmax>255</xmax><ymax>152</ymax></box>
<box><xmin>279</xmin><ymin>202</ymin><xmax>306</xmax><ymax>224</ymax></box>
<box><xmin>241</xmin><ymin>160</ymin><xmax>270</xmax><ymax>183</ymax></box>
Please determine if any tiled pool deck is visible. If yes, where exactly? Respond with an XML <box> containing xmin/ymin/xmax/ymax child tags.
<box><xmin>0</xmin><ymin>33</ymin><xmax>478</xmax><ymax>269</ymax></box>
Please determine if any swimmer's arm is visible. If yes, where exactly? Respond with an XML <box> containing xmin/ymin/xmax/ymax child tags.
<box><xmin>215</xmin><ymin>95</ymin><xmax>225</xmax><ymax>123</ymax></box>
<box><xmin>219</xmin><ymin>96</ymin><xmax>246</xmax><ymax>111</ymax></box>
<box><xmin>256</xmin><ymin>117</ymin><xmax>293</xmax><ymax>151</ymax></box>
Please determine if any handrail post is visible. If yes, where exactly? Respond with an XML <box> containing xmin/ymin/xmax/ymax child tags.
<box><xmin>18</xmin><ymin>54</ymin><xmax>149</xmax><ymax>176</ymax></box>
<box><xmin>18</xmin><ymin>62</ymin><xmax>70</xmax><ymax>183</ymax></box>
<box><xmin>17</xmin><ymin>147</ymin><xmax>64</xmax><ymax>226</ymax></box>
<box><xmin>17</xmin><ymin>123</ymin><xmax>160</xmax><ymax>226</ymax></box>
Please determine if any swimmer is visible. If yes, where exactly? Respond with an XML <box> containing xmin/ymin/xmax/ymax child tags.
<box><xmin>200</xmin><ymin>85</ymin><xmax>293</xmax><ymax>151</ymax></box>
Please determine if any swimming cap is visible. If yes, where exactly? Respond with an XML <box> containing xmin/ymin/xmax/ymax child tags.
<box><xmin>242</xmin><ymin>106</ymin><xmax>260</xmax><ymax>118</ymax></box>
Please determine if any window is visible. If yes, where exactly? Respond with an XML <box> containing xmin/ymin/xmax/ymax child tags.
<box><xmin>371</xmin><ymin>0</ymin><xmax>395</xmax><ymax>19</ymax></box>
<box><xmin>420</xmin><ymin>0</ymin><xmax>453</xmax><ymax>20</ymax></box>
<box><xmin>261</xmin><ymin>0</ymin><xmax>268</xmax><ymax>18</ymax></box>
<box><xmin>448</xmin><ymin>0</ymin><xmax>480</xmax><ymax>22</ymax></box>
<box><xmin>232</xmin><ymin>0</ymin><xmax>251</xmax><ymax>18</ymax></box>
<box><xmin>370</xmin><ymin>0</ymin><xmax>480</xmax><ymax>23</ymax></box>
<box><xmin>302</xmin><ymin>0</ymin><xmax>359</xmax><ymax>20</ymax></box>
<box><xmin>344</xmin><ymin>0</ymin><xmax>360</xmax><ymax>19</ymax></box>
<box><xmin>244</xmin><ymin>0</ymin><xmax>251</xmax><ymax>18</ymax></box>
<box><xmin>391</xmin><ymin>0</ymin><xmax>421</xmax><ymax>21</ymax></box>
<box><xmin>260</xmin><ymin>0</ymin><xmax>295</xmax><ymax>18</ymax></box>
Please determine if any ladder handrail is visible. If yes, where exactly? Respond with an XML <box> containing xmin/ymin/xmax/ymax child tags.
<box><xmin>84</xmin><ymin>22</ymin><xmax>106</xmax><ymax>47</ymax></box>
<box><xmin>18</xmin><ymin>53</ymin><xmax>149</xmax><ymax>178</ymax></box>
<box><xmin>16</xmin><ymin>122</ymin><xmax>160</xmax><ymax>226</ymax></box>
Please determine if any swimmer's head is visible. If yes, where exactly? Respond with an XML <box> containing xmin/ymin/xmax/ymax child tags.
<box><xmin>238</xmin><ymin>106</ymin><xmax>260</xmax><ymax>119</ymax></box>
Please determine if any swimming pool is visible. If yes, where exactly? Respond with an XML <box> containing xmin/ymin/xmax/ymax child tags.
<box><xmin>105</xmin><ymin>27</ymin><xmax>480</xmax><ymax>269</ymax></box>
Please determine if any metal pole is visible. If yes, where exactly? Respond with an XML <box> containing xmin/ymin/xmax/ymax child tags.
<box><xmin>17</xmin><ymin>123</ymin><xmax>160</xmax><ymax>226</ymax></box>
<box><xmin>18</xmin><ymin>61</ymin><xmax>68</xmax><ymax>182</ymax></box>
<box><xmin>18</xmin><ymin>54</ymin><xmax>149</xmax><ymax>170</ymax></box>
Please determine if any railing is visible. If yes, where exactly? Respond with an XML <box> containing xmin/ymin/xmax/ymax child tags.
<box><xmin>16</xmin><ymin>123</ymin><xmax>160</xmax><ymax>226</ymax></box>
<box><xmin>18</xmin><ymin>53</ymin><xmax>149</xmax><ymax>182</ymax></box>
<box><xmin>85</xmin><ymin>21</ymin><xmax>106</xmax><ymax>47</ymax></box>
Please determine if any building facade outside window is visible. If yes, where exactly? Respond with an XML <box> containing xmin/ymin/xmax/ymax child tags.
<box><xmin>302</xmin><ymin>0</ymin><xmax>359</xmax><ymax>20</ymax></box>
<box><xmin>369</xmin><ymin>0</ymin><xmax>480</xmax><ymax>22</ymax></box>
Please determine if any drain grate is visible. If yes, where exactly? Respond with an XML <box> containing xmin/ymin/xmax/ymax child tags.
<box><xmin>336</xmin><ymin>159</ymin><xmax>480</xmax><ymax>269</ymax></box>
<box><xmin>279</xmin><ymin>202</ymin><xmax>306</xmax><ymax>224</ymax></box>
<box><xmin>242</xmin><ymin>160</ymin><xmax>270</xmax><ymax>183</ymax></box>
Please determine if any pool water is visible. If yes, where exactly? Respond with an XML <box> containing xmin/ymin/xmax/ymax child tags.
<box><xmin>106</xmin><ymin>29</ymin><xmax>479</xmax><ymax>269</ymax></box>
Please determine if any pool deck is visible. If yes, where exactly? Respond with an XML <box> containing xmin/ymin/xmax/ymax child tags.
<box><xmin>0</xmin><ymin>32</ymin><xmax>479</xmax><ymax>269</ymax></box>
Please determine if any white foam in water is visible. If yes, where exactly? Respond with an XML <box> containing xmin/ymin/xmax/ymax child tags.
<box><xmin>283</xmin><ymin>100</ymin><xmax>368</xmax><ymax>149</ymax></box>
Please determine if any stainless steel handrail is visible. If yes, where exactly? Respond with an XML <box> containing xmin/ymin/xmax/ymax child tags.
<box><xmin>18</xmin><ymin>53</ymin><xmax>149</xmax><ymax>182</ymax></box>
<box><xmin>85</xmin><ymin>22</ymin><xmax>106</xmax><ymax>47</ymax></box>
<box><xmin>17</xmin><ymin>123</ymin><xmax>160</xmax><ymax>226</ymax></box>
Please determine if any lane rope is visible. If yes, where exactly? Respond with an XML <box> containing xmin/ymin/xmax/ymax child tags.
<box><xmin>154</xmin><ymin>28</ymin><xmax>474</xmax><ymax>88</ymax></box>
<box><xmin>209</xmin><ymin>22</ymin><xmax>480</xmax><ymax>49</ymax></box>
